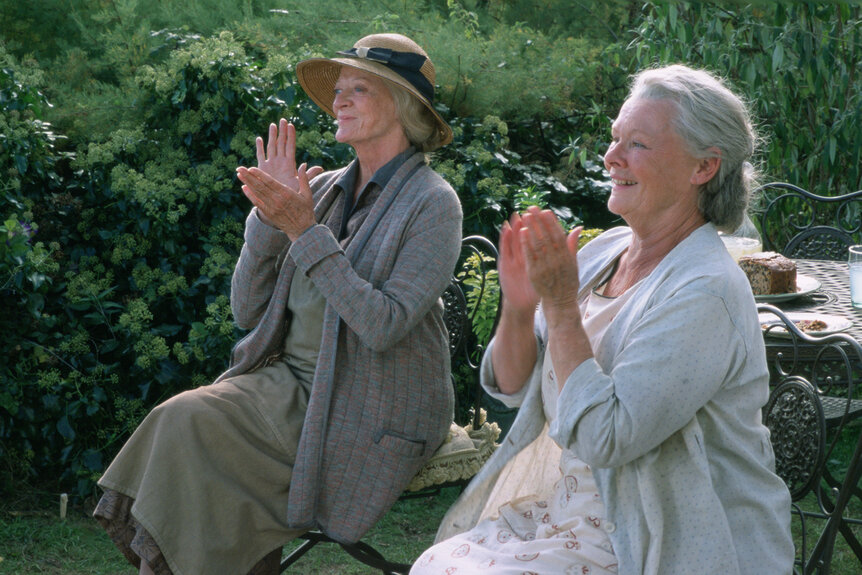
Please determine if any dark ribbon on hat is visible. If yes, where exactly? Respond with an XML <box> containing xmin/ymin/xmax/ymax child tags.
<box><xmin>337</xmin><ymin>46</ymin><xmax>434</xmax><ymax>103</ymax></box>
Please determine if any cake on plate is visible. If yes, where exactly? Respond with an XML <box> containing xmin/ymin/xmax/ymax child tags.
<box><xmin>738</xmin><ymin>251</ymin><xmax>797</xmax><ymax>295</ymax></box>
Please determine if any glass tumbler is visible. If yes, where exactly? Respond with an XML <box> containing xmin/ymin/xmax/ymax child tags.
<box><xmin>850</xmin><ymin>245</ymin><xmax>862</xmax><ymax>308</ymax></box>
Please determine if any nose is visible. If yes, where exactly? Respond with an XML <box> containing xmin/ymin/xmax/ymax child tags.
<box><xmin>333</xmin><ymin>91</ymin><xmax>350</xmax><ymax>109</ymax></box>
<box><xmin>603</xmin><ymin>141</ymin><xmax>622</xmax><ymax>171</ymax></box>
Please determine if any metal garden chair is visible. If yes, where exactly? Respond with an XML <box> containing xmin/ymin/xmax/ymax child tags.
<box><xmin>759</xmin><ymin>303</ymin><xmax>862</xmax><ymax>574</ymax></box>
<box><xmin>754</xmin><ymin>182</ymin><xmax>862</xmax><ymax>260</ymax></box>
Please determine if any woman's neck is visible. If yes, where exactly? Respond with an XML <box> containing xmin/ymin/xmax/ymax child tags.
<box><xmin>605</xmin><ymin>211</ymin><xmax>706</xmax><ymax>296</ymax></box>
<box><xmin>352</xmin><ymin>135</ymin><xmax>411</xmax><ymax>195</ymax></box>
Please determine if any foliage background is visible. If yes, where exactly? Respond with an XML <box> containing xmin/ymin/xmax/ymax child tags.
<box><xmin>2</xmin><ymin>0</ymin><xmax>861</xmax><ymax>499</ymax></box>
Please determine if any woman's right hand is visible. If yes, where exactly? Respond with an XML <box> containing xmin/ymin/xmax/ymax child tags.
<box><xmin>239</xmin><ymin>118</ymin><xmax>323</xmax><ymax>232</ymax></box>
<box><xmin>237</xmin><ymin>118</ymin><xmax>323</xmax><ymax>236</ymax></box>
<box><xmin>491</xmin><ymin>212</ymin><xmax>541</xmax><ymax>395</ymax></box>
<box><xmin>252</xmin><ymin>119</ymin><xmax>305</xmax><ymax>228</ymax></box>
<box><xmin>498</xmin><ymin>212</ymin><xmax>540</xmax><ymax>314</ymax></box>
<box><xmin>255</xmin><ymin>118</ymin><xmax>303</xmax><ymax>191</ymax></box>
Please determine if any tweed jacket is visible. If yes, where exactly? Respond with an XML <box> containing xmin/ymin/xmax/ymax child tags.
<box><xmin>219</xmin><ymin>152</ymin><xmax>462</xmax><ymax>543</ymax></box>
<box><xmin>436</xmin><ymin>224</ymin><xmax>794</xmax><ymax>574</ymax></box>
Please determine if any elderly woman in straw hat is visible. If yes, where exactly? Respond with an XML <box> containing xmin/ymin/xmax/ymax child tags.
<box><xmin>93</xmin><ymin>33</ymin><xmax>462</xmax><ymax>575</ymax></box>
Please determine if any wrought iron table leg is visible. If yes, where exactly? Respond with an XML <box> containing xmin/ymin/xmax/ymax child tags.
<box><xmin>804</xmin><ymin>428</ymin><xmax>862</xmax><ymax>574</ymax></box>
<box><xmin>816</xmin><ymin>474</ymin><xmax>862</xmax><ymax>565</ymax></box>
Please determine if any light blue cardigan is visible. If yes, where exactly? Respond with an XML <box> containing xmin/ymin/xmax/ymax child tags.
<box><xmin>435</xmin><ymin>223</ymin><xmax>794</xmax><ymax>575</ymax></box>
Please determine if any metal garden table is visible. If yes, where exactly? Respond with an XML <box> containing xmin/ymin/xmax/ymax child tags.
<box><xmin>769</xmin><ymin>260</ymin><xmax>862</xmax><ymax>339</ymax></box>
<box><xmin>760</xmin><ymin>259</ymin><xmax>862</xmax><ymax>574</ymax></box>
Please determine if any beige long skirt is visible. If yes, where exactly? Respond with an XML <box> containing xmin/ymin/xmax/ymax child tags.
<box><xmin>95</xmin><ymin>361</ymin><xmax>310</xmax><ymax>575</ymax></box>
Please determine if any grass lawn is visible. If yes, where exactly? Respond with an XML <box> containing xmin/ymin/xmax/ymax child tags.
<box><xmin>2</xmin><ymin>484</ymin><xmax>861</xmax><ymax>574</ymax></box>
<box><xmin>790</xmin><ymin>491</ymin><xmax>862</xmax><ymax>574</ymax></box>
<box><xmin>0</xmin><ymin>487</ymin><xmax>460</xmax><ymax>575</ymax></box>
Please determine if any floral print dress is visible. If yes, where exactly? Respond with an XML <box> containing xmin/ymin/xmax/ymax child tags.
<box><xmin>411</xmin><ymin>286</ymin><xmax>637</xmax><ymax>575</ymax></box>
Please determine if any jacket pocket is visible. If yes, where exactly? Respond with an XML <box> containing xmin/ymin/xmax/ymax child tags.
<box><xmin>373</xmin><ymin>429</ymin><xmax>427</xmax><ymax>458</ymax></box>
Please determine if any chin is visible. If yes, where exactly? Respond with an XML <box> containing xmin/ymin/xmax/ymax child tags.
<box><xmin>334</xmin><ymin>122</ymin><xmax>354</xmax><ymax>142</ymax></box>
<box><xmin>606</xmin><ymin>197</ymin><xmax>624</xmax><ymax>217</ymax></box>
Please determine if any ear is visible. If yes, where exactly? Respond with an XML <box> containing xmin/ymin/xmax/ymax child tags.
<box><xmin>691</xmin><ymin>148</ymin><xmax>721</xmax><ymax>185</ymax></box>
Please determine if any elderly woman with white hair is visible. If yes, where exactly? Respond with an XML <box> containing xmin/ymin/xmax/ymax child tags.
<box><xmin>412</xmin><ymin>64</ymin><xmax>793</xmax><ymax>575</ymax></box>
<box><xmin>94</xmin><ymin>33</ymin><xmax>462</xmax><ymax>575</ymax></box>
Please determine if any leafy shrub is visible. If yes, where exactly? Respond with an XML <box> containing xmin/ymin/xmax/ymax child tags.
<box><xmin>0</xmin><ymin>27</ymin><xmax>595</xmax><ymax>497</ymax></box>
<box><xmin>31</xmin><ymin>1</ymin><xmax>623</xmax><ymax>229</ymax></box>
<box><xmin>1</xmin><ymin>31</ymin><xmax>337</xmax><ymax>496</ymax></box>
<box><xmin>6</xmin><ymin>0</ymin><xmax>858</xmax><ymax>499</ymax></box>
<box><xmin>0</xmin><ymin>48</ymin><xmax>68</xmax><ymax>213</ymax></box>
<box><xmin>0</xmin><ymin>48</ymin><xmax>71</xmax><ymax>493</ymax></box>
<box><xmin>463</xmin><ymin>0</ymin><xmax>639</xmax><ymax>40</ymax></box>
<box><xmin>434</xmin><ymin>113</ymin><xmax>595</xmax><ymax>240</ymax></box>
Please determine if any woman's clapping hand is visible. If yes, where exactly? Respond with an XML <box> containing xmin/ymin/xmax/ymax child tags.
<box><xmin>517</xmin><ymin>206</ymin><xmax>582</xmax><ymax>319</ymax></box>
<box><xmin>236</xmin><ymin>119</ymin><xmax>324</xmax><ymax>241</ymax></box>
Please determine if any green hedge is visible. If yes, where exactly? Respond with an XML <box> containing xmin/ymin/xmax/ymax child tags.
<box><xmin>3</xmin><ymin>1</ymin><xmax>861</xmax><ymax>498</ymax></box>
<box><xmin>0</xmin><ymin>30</ymin><xmax>580</xmax><ymax>496</ymax></box>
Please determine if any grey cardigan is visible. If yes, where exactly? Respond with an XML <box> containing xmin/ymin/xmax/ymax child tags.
<box><xmin>436</xmin><ymin>223</ymin><xmax>794</xmax><ymax>574</ymax></box>
<box><xmin>221</xmin><ymin>152</ymin><xmax>462</xmax><ymax>542</ymax></box>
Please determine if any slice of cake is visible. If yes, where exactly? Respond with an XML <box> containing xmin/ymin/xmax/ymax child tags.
<box><xmin>738</xmin><ymin>252</ymin><xmax>797</xmax><ymax>295</ymax></box>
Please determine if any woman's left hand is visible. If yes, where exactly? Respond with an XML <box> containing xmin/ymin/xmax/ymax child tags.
<box><xmin>519</xmin><ymin>206</ymin><xmax>582</xmax><ymax>318</ymax></box>
<box><xmin>236</xmin><ymin>163</ymin><xmax>322</xmax><ymax>241</ymax></box>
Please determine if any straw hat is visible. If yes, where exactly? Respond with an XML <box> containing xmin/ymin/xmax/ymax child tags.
<box><xmin>295</xmin><ymin>33</ymin><xmax>453</xmax><ymax>147</ymax></box>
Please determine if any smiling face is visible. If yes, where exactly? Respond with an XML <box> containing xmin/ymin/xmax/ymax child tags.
<box><xmin>332</xmin><ymin>67</ymin><xmax>406</xmax><ymax>152</ymax></box>
<box><xmin>603</xmin><ymin>97</ymin><xmax>707</xmax><ymax>229</ymax></box>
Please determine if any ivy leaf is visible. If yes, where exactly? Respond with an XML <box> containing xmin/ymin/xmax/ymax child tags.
<box><xmin>57</xmin><ymin>414</ymin><xmax>76</xmax><ymax>441</ymax></box>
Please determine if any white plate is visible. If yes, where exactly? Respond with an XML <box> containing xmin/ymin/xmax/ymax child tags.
<box><xmin>753</xmin><ymin>274</ymin><xmax>821</xmax><ymax>303</ymax></box>
<box><xmin>758</xmin><ymin>311</ymin><xmax>853</xmax><ymax>338</ymax></box>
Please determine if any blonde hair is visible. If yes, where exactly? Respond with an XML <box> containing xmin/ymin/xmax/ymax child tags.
<box><xmin>388</xmin><ymin>82</ymin><xmax>447</xmax><ymax>153</ymax></box>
